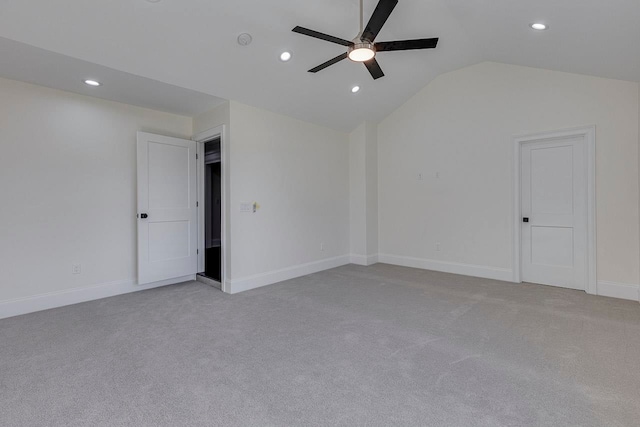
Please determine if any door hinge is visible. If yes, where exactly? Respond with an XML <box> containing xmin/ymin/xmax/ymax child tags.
<box><xmin>197</xmin><ymin>201</ymin><xmax>199</xmax><ymax>207</ymax></box>
<box><xmin>196</xmin><ymin>154</ymin><xmax>199</xmax><ymax>160</ymax></box>
<box><xmin>197</xmin><ymin>249</ymin><xmax>199</xmax><ymax>254</ymax></box>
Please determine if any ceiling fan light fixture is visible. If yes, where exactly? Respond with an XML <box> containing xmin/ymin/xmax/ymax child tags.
<box><xmin>348</xmin><ymin>42</ymin><xmax>375</xmax><ymax>62</ymax></box>
<box><xmin>530</xmin><ymin>23</ymin><xmax>547</xmax><ymax>31</ymax></box>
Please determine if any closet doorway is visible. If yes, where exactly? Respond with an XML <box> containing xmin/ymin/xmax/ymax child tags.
<box><xmin>194</xmin><ymin>124</ymin><xmax>227</xmax><ymax>291</ymax></box>
<box><xmin>202</xmin><ymin>137</ymin><xmax>222</xmax><ymax>282</ymax></box>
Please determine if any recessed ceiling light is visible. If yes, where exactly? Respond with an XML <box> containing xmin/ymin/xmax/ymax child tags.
<box><xmin>146</xmin><ymin>0</ymin><xmax>161</xmax><ymax>3</ymax></box>
<box><xmin>280</xmin><ymin>51</ymin><xmax>292</xmax><ymax>62</ymax></box>
<box><xmin>530</xmin><ymin>23</ymin><xmax>548</xmax><ymax>31</ymax></box>
<box><xmin>351</xmin><ymin>86</ymin><xmax>360</xmax><ymax>93</ymax></box>
<box><xmin>84</xmin><ymin>79</ymin><xmax>102</xmax><ymax>87</ymax></box>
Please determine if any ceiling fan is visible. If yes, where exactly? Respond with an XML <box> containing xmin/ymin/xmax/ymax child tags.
<box><xmin>292</xmin><ymin>0</ymin><xmax>439</xmax><ymax>80</ymax></box>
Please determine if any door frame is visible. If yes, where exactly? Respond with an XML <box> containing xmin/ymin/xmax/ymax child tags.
<box><xmin>512</xmin><ymin>126</ymin><xmax>597</xmax><ymax>295</ymax></box>
<box><xmin>193</xmin><ymin>125</ymin><xmax>229</xmax><ymax>292</ymax></box>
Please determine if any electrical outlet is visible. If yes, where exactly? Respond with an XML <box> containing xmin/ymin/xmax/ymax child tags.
<box><xmin>417</xmin><ymin>173</ymin><xmax>423</xmax><ymax>181</ymax></box>
<box><xmin>436</xmin><ymin>242</ymin><xmax>441</xmax><ymax>252</ymax></box>
<box><xmin>72</xmin><ymin>264</ymin><xmax>81</xmax><ymax>274</ymax></box>
<box><xmin>320</xmin><ymin>242</ymin><xmax>324</xmax><ymax>251</ymax></box>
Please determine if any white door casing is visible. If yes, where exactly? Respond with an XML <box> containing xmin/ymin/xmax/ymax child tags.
<box><xmin>137</xmin><ymin>132</ymin><xmax>198</xmax><ymax>285</ymax></box>
<box><xmin>194</xmin><ymin>124</ymin><xmax>228</xmax><ymax>292</ymax></box>
<box><xmin>513</xmin><ymin>126</ymin><xmax>596</xmax><ymax>294</ymax></box>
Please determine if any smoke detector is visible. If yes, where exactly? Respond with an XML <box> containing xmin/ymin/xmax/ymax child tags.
<box><xmin>237</xmin><ymin>33</ymin><xmax>253</xmax><ymax>46</ymax></box>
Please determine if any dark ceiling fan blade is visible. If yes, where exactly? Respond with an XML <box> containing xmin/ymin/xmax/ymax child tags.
<box><xmin>309</xmin><ymin>52</ymin><xmax>349</xmax><ymax>73</ymax></box>
<box><xmin>375</xmin><ymin>38</ymin><xmax>439</xmax><ymax>52</ymax></box>
<box><xmin>292</xmin><ymin>26</ymin><xmax>354</xmax><ymax>47</ymax></box>
<box><xmin>364</xmin><ymin>58</ymin><xmax>385</xmax><ymax>80</ymax></box>
<box><xmin>361</xmin><ymin>0</ymin><xmax>398</xmax><ymax>42</ymax></box>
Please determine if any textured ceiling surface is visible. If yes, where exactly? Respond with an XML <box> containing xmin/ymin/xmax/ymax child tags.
<box><xmin>0</xmin><ymin>0</ymin><xmax>638</xmax><ymax>130</ymax></box>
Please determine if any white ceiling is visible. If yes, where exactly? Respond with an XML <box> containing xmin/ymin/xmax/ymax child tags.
<box><xmin>0</xmin><ymin>0</ymin><xmax>638</xmax><ymax>131</ymax></box>
<box><xmin>0</xmin><ymin>37</ymin><xmax>226</xmax><ymax>117</ymax></box>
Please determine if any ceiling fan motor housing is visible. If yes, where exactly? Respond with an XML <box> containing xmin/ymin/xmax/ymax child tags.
<box><xmin>348</xmin><ymin>41</ymin><xmax>376</xmax><ymax>62</ymax></box>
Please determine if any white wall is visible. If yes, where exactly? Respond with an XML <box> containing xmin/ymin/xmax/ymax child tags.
<box><xmin>1</xmin><ymin>81</ymin><xmax>349</xmax><ymax>314</ymax></box>
<box><xmin>349</xmin><ymin>123</ymin><xmax>367</xmax><ymax>257</ymax></box>
<box><xmin>195</xmin><ymin>101</ymin><xmax>350</xmax><ymax>292</ymax></box>
<box><xmin>365</xmin><ymin>122</ymin><xmax>378</xmax><ymax>257</ymax></box>
<box><xmin>378</xmin><ymin>62</ymin><xmax>640</xmax><ymax>288</ymax></box>
<box><xmin>193</xmin><ymin>102</ymin><xmax>229</xmax><ymax>136</ymax></box>
<box><xmin>0</xmin><ymin>77</ymin><xmax>192</xmax><ymax>313</ymax></box>
<box><xmin>349</xmin><ymin>121</ymin><xmax>379</xmax><ymax>265</ymax></box>
<box><xmin>3</xmin><ymin>60</ymin><xmax>638</xmax><ymax>316</ymax></box>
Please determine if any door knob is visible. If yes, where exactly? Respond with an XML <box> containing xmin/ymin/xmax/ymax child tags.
<box><xmin>140</xmin><ymin>213</ymin><xmax>148</xmax><ymax>219</ymax></box>
<box><xmin>523</xmin><ymin>217</ymin><xmax>529</xmax><ymax>223</ymax></box>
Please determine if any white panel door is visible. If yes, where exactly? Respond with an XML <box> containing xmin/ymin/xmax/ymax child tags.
<box><xmin>137</xmin><ymin>132</ymin><xmax>197</xmax><ymax>284</ymax></box>
<box><xmin>521</xmin><ymin>137</ymin><xmax>587</xmax><ymax>290</ymax></box>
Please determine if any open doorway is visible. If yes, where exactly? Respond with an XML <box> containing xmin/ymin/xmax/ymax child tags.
<box><xmin>195</xmin><ymin>124</ymin><xmax>227</xmax><ymax>292</ymax></box>
<box><xmin>199</xmin><ymin>137</ymin><xmax>222</xmax><ymax>284</ymax></box>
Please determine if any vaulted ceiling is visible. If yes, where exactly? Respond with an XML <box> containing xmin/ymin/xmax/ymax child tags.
<box><xmin>0</xmin><ymin>0</ymin><xmax>638</xmax><ymax>131</ymax></box>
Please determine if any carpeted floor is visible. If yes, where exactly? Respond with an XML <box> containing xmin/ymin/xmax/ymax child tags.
<box><xmin>1</xmin><ymin>264</ymin><xmax>640</xmax><ymax>426</ymax></box>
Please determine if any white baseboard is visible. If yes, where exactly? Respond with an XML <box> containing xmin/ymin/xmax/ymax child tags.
<box><xmin>597</xmin><ymin>281</ymin><xmax>640</xmax><ymax>302</ymax></box>
<box><xmin>227</xmin><ymin>255</ymin><xmax>351</xmax><ymax>294</ymax></box>
<box><xmin>5</xmin><ymin>264</ymin><xmax>635</xmax><ymax>321</ymax></box>
<box><xmin>0</xmin><ymin>275</ymin><xmax>196</xmax><ymax>320</ymax></box>
<box><xmin>350</xmin><ymin>253</ymin><xmax>379</xmax><ymax>266</ymax></box>
<box><xmin>378</xmin><ymin>253</ymin><xmax>514</xmax><ymax>282</ymax></box>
